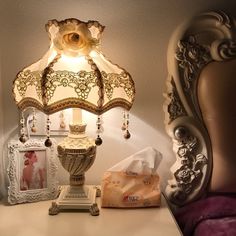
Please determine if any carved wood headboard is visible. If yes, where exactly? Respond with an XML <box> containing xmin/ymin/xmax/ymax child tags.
<box><xmin>164</xmin><ymin>11</ymin><xmax>236</xmax><ymax>206</ymax></box>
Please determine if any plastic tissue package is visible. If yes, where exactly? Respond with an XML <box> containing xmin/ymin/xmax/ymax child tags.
<box><xmin>101</xmin><ymin>147</ymin><xmax>162</xmax><ymax>208</ymax></box>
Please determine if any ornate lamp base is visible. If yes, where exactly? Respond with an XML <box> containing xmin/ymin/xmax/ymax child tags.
<box><xmin>49</xmin><ymin>123</ymin><xmax>99</xmax><ymax>216</ymax></box>
<box><xmin>49</xmin><ymin>185</ymin><xmax>100</xmax><ymax>216</ymax></box>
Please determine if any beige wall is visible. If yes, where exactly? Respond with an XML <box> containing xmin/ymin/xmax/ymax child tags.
<box><xmin>1</xmin><ymin>0</ymin><xmax>236</xmax><ymax>196</ymax></box>
<box><xmin>0</xmin><ymin>49</ymin><xmax>4</xmax><ymax>198</ymax></box>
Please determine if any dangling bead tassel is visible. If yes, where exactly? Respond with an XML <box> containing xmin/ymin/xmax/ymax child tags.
<box><xmin>45</xmin><ymin>115</ymin><xmax>52</xmax><ymax>147</ymax></box>
<box><xmin>19</xmin><ymin>112</ymin><xmax>27</xmax><ymax>143</ymax></box>
<box><xmin>31</xmin><ymin>108</ymin><xmax>37</xmax><ymax>133</ymax></box>
<box><xmin>95</xmin><ymin>115</ymin><xmax>103</xmax><ymax>146</ymax></box>
<box><xmin>59</xmin><ymin>110</ymin><xmax>66</xmax><ymax>129</ymax></box>
<box><xmin>124</xmin><ymin>111</ymin><xmax>131</xmax><ymax>139</ymax></box>
<box><xmin>121</xmin><ymin>110</ymin><xmax>127</xmax><ymax>131</ymax></box>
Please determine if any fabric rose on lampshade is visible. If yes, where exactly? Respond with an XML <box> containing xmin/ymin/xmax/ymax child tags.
<box><xmin>47</xmin><ymin>19</ymin><xmax>100</xmax><ymax>56</ymax></box>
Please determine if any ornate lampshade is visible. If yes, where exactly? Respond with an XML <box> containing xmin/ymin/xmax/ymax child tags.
<box><xmin>13</xmin><ymin>18</ymin><xmax>135</xmax><ymax>116</ymax></box>
<box><xmin>12</xmin><ymin>18</ymin><xmax>135</xmax><ymax>216</ymax></box>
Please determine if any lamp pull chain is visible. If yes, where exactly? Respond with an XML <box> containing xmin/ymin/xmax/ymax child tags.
<box><xmin>19</xmin><ymin>111</ymin><xmax>27</xmax><ymax>143</ymax></box>
<box><xmin>95</xmin><ymin>115</ymin><xmax>103</xmax><ymax>146</ymax></box>
<box><xmin>45</xmin><ymin>115</ymin><xmax>52</xmax><ymax>147</ymax></box>
<box><xmin>124</xmin><ymin>111</ymin><xmax>131</xmax><ymax>139</ymax></box>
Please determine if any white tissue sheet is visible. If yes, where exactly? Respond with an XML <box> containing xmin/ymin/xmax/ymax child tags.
<box><xmin>101</xmin><ymin>147</ymin><xmax>163</xmax><ymax>208</ymax></box>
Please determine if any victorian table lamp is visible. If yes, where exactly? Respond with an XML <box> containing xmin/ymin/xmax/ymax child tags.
<box><xmin>13</xmin><ymin>18</ymin><xmax>135</xmax><ymax>215</ymax></box>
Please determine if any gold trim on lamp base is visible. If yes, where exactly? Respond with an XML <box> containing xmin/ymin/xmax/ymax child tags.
<box><xmin>49</xmin><ymin>185</ymin><xmax>100</xmax><ymax>216</ymax></box>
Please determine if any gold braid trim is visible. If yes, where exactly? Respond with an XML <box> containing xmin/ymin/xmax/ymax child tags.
<box><xmin>17</xmin><ymin>97</ymin><xmax>132</xmax><ymax>115</ymax></box>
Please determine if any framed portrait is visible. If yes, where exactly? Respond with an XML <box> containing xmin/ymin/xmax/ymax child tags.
<box><xmin>7</xmin><ymin>139</ymin><xmax>59</xmax><ymax>204</ymax></box>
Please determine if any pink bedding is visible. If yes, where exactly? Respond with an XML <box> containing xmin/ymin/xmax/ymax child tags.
<box><xmin>175</xmin><ymin>195</ymin><xmax>236</xmax><ymax>236</ymax></box>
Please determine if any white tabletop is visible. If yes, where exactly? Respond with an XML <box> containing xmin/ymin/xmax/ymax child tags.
<box><xmin>0</xmin><ymin>194</ymin><xmax>182</xmax><ymax>236</ymax></box>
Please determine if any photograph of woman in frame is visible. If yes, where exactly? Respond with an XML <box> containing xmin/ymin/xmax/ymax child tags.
<box><xmin>20</xmin><ymin>150</ymin><xmax>47</xmax><ymax>191</ymax></box>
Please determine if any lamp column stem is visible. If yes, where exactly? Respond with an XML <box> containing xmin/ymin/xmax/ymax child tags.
<box><xmin>73</xmin><ymin>108</ymin><xmax>82</xmax><ymax>124</ymax></box>
<box><xmin>70</xmin><ymin>174</ymin><xmax>85</xmax><ymax>186</ymax></box>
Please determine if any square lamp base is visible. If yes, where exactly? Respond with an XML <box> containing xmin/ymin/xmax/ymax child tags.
<box><xmin>49</xmin><ymin>185</ymin><xmax>100</xmax><ymax>216</ymax></box>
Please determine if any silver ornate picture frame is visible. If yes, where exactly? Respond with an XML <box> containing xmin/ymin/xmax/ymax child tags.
<box><xmin>7</xmin><ymin>139</ymin><xmax>59</xmax><ymax>204</ymax></box>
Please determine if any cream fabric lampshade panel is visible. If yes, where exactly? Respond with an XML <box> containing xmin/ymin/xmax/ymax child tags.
<box><xmin>13</xmin><ymin>19</ymin><xmax>135</xmax><ymax>115</ymax></box>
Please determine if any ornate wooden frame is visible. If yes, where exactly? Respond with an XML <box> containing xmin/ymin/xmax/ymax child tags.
<box><xmin>164</xmin><ymin>11</ymin><xmax>236</xmax><ymax>206</ymax></box>
<box><xmin>7</xmin><ymin>139</ymin><xmax>59</xmax><ymax>204</ymax></box>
